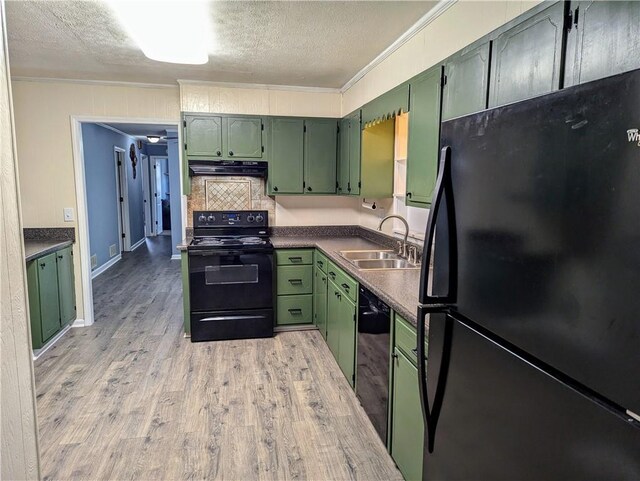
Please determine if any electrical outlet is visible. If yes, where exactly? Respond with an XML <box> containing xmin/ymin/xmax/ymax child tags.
<box><xmin>109</xmin><ymin>244</ymin><xmax>117</xmax><ymax>257</ymax></box>
<box><xmin>90</xmin><ymin>254</ymin><xmax>97</xmax><ymax>269</ymax></box>
<box><xmin>63</xmin><ymin>207</ymin><xmax>74</xmax><ymax>222</ymax></box>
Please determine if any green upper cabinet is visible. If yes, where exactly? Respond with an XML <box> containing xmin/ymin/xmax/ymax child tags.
<box><xmin>35</xmin><ymin>253</ymin><xmax>61</xmax><ymax>344</ymax></box>
<box><xmin>406</xmin><ymin>65</ymin><xmax>443</xmax><ymax>207</ymax></box>
<box><xmin>442</xmin><ymin>39</ymin><xmax>490</xmax><ymax>121</ymax></box>
<box><xmin>390</xmin><ymin>347</ymin><xmax>424</xmax><ymax>481</ymax></box>
<box><xmin>304</xmin><ymin>119</ymin><xmax>338</xmax><ymax>194</ymax></box>
<box><xmin>56</xmin><ymin>246</ymin><xmax>76</xmax><ymax>326</ymax></box>
<box><xmin>347</xmin><ymin>112</ymin><xmax>362</xmax><ymax>196</ymax></box>
<box><xmin>337</xmin><ymin>117</ymin><xmax>350</xmax><ymax>194</ymax></box>
<box><xmin>225</xmin><ymin>116</ymin><xmax>263</xmax><ymax>158</ymax></box>
<box><xmin>488</xmin><ymin>2</ymin><xmax>565</xmax><ymax>108</ymax></box>
<box><xmin>269</xmin><ymin>117</ymin><xmax>304</xmax><ymax>194</ymax></box>
<box><xmin>361</xmin><ymin>82</ymin><xmax>410</xmax><ymax>126</ymax></box>
<box><xmin>564</xmin><ymin>1</ymin><xmax>640</xmax><ymax>87</ymax></box>
<box><xmin>184</xmin><ymin>115</ymin><xmax>222</xmax><ymax>158</ymax></box>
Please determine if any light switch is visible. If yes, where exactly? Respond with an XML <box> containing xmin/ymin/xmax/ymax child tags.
<box><xmin>63</xmin><ymin>207</ymin><xmax>74</xmax><ymax>222</ymax></box>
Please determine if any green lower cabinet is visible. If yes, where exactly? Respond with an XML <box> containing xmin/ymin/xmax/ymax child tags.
<box><xmin>276</xmin><ymin>295</ymin><xmax>313</xmax><ymax>325</ymax></box>
<box><xmin>56</xmin><ymin>246</ymin><xmax>76</xmax><ymax>325</ymax></box>
<box><xmin>276</xmin><ymin>265</ymin><xmax>313</xmax><ymax>296</ymax></box>
<box><xmin>27</xmin><ymin>247</ymin><xmax>79</xmax><ymax>349</ymax></box>
<box><xmin>313</xmin><ymin>266</ymin><xmax>328</xmax><ymax>339</ymax></box>
<box><xmin>326</xmin><ymin>280</ymin><xmax>342</xmax><ymax>358</ymax></box>
<box><xmin>390</xmin><ymin>347</ymin><xmax>424</xmax><ymax>481</ymax></box>
<box><xmin>338</xmin><ymin>294</ymin><xmax>357</xmax><ymax>387</ymax></box>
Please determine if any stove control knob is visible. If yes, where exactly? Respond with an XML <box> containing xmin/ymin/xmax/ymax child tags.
<box><xmin>198</xmin><ymin>214</ymin><xmax>207</xmax><ymax>223</ymax></box>
<box><xmin>255</xmin><ymin>214</ymin><xmax>264</xmax><ymax>223</ymax></box>
<box><xmin>246</xmin><ymin>215</ymin><xmax>255</xmax><ymax>223</ymax></box>
<box><xmin>207</xmin><ymin>215</ymin><xmax>215</xmax><ymax>223</ymax></box>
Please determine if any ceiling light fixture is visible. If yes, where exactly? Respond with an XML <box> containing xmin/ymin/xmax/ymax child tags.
<box><xmin>147</xmin><ymin>135</ymin><xmax>161</xmax><ymax>143</ymax></box>
<box><xmin>109</xmin><ymin>1</ymin><xmax>211</xmax><ymax>65</ymax></box>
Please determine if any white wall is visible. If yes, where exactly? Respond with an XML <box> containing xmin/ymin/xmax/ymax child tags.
<box><xmin>342</xmin><ymin>0</ymin><xmax>543</xmax><ymax>114</ymax></box>
<box><xmin>11</xmin><ymin>79</ymin><xmax>180</xmax><ymax>320</ymax></box>
<box><xmin>1</xmin><ymin>1</ymin><xmax>40</xmax><ymax>478</ymax></box>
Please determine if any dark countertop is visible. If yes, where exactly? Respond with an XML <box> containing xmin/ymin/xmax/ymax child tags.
<box><xmin>24</xmin><ymin>240</ymin><xmax>73</xmax><ymax>262</ymax></box>
<box><xmin>271</xmin><ymin>235</ymin><xmax>425</xmax><ymax>328</ymax></box>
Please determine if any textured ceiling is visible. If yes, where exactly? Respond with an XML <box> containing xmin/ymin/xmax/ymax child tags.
<box><xmin>5</xmin><ymin>0</ymin><xmax>437</xmax><ymax>88</ymax></box>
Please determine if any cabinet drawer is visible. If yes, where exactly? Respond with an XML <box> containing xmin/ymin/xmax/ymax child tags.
<box><xmin>277</xmin><ymin>295</ymin><xmax>313</xmax><ymax>325</ymax></box>
<box><xmin>277</xmin><ymin>265</ymin><xmax>313</xmax><ymax>295</ymax></box>
<box><xmin>314</xmin><ymin>250</ymin><xmax>328</xmax><ymax>273</ymax></box>
<box><xmin>275</xmin><ymin>249</ymin><xmax>314</xmax><ymax>266</ymax></box>
<box><xmin>327</xmin><ymin>260</ymin><xmax>358</xmax><ymax>303</ymax></box>
<box><xmin>395</xmin><ymin>314</ymin><xmax>418</xmax><ymax>364</ymax></box>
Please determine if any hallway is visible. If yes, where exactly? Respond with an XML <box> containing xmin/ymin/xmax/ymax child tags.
<box><xmin>34</xmin><ymin>237</ymin><xmax>401</xmax><ymax>480</ymax></box>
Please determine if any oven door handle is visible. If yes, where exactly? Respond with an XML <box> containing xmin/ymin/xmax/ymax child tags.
<box><xmin>198</xmin><ymin>315</ymin><xmax>267</xmax><ymax>322</ymax></box>
<box><xmin>189</xmin><ymin>249</ymin><xmax>272</xmax><ymax>256</ymax></box>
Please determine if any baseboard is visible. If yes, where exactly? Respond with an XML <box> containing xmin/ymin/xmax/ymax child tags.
<box><xmin>71</xmin><ymin>318</ymin><xmax>85</xmax><ymax>328</ymax></box>
<box><xmin>170</xmin><ymin>254</ymin><xmax>181</xmax><ymax>260</ymax></box>
<box><xmin>32</xmin><ymin>325</ymin><xmax>72</xmax><ymax>360</ymax></box>
<box><xmin>130</xmin><ymin>237</ymin><xmax>146</xmax><ymax>251</ymax></box>
<box><xmin>91</xmin><ymin>254</ymin><xmax>122</xmax><ymax>279</ymax></box>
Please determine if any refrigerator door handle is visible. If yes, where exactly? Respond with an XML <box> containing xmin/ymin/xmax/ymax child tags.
<box><xmin>417</xmin><ymin>304</ymin><xmax>455</xmax><ymax>454</ymax></box>
<box><xmin>419</xmin><ymin>145</ymin><xmax>458</xmax><ymax>305</ymax></box>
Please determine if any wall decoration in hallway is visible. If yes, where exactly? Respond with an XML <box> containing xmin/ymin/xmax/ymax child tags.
<box><xmin>129</xmin><ymin>143</ymin><xmax>138</xmax><ymax>178</ymax></box>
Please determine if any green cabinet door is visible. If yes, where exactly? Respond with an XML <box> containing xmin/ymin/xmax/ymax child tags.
<box><xmin>326</xmin><ymin>280</ymin><xmax>341</xmax><ymax>359</ymax></box>
<box><xmin>442</xmin><ymin>40</ymin><xmax>490</xmax><ymax>121</ymax></box>
<box><xmin>347</xmin><ymin>112</ymin><xmax>361</xmax><ymax>196</ymax></box>
<box><xmin>304</xmin><ymin>119</ymin><xmax>337</xmax><ymax>194</ymax></box>
<box><xmin>37</xmin><ymin>253</ymin><xmax>61</xmax><ymax>343</ymax></box>
<box><xmin>313</xmin><ymin>266</ymin><xmax>328</xmax><ymax>339</ymax></box>
<box><xmin>338</xmin><ymin>295</ymin><xmax>357</xmax><ymax>387</ymax></box>
<box><xmin>184</xmin><ymin>115</ymin><xmax>222</xmax><ymax>158</ymax></box>
<box><xmin>565</xmin><ymin>1</ymin><xmax>640</xmax><ymax>87</ymax></box>
<box><xmin>488</xmin><ymin>2</ymin><xmax>564</xmax><ymax>107</ymax></box>
<box><xmin>269</xmin><ymin>118</ymin><xmax>304</xmax><ymax>194</ymax></box>
<box><xmin>338</xmin><ymin>117</ymin><xmax>350</xmax><ymax>194</ymax></box>
<box><xmin>226</xmin><ymin>117</ymin><xmax>263</xmax><ymax>158</ymax></box>
<box><xmin>406</xmin><ymin>66</ymin><xmax>442</xmax><ymax>207</ymax></box>
<box><xmin>391</xmin><ymin>348</ymin><xmax>424</xmax><ymax>481</ymax></box>
<box><xmin>56</xmin><ymin>246</ymin><xmax>76</xmax><ymax>326</ymax></box>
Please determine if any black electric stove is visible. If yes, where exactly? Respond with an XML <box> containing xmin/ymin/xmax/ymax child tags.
<box><xmin>188</xmin><ymin>210</ymin><xmax>274</xmax><ymax>342</ymax></box>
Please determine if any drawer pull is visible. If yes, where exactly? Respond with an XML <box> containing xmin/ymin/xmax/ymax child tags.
<box><xmin>411</xmin><ymin>348</ymin><xmax>418</xmax><ymax>355</ymax></box>
<box><xmin>288</xmin><ymin>308</ymin><xmax>302</xmax><ymax>315</ymax></box>
<box><xmin>317</xmin><ymin>260</ymin><xmax>324</xmax><ymax>267</ymax></box>
<box><xmin>288</xmin><ymin>256</ymin><xmax>303</xmax><ymax>262</ymax></box>
<box><xmin>328</xmin><ymin>271</ymin><xmax>336</xmax><ymax>279</ymax></box>
<box><xmin>288</xmin><ymin>279</ymin><xmax>303</xmax><ymax>285</ymax></box>
<box><xmin>340</xmin><ymin>283</ymin><xmax>350</xmax><ymax>291</ymax></box>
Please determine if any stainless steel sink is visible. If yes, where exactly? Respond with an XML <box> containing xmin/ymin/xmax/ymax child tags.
<box><xmin>339</xmin><ymin>250</ymin><xmax>420</xmax><ymax>270</ymax></box>
<box><xmin>340</xmin><ymin>249</ymin><xmax>397</xmax><ymax>261</ymax></box>
<box><xmin>351</xmin><ymin>258</ymin><xmax>420</xmax><ymax>270</ymax></box>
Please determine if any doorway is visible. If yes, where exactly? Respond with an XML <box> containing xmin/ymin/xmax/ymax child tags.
<box><xmin>114</xmin><ymin>147</ymin><xmax>129</xmax><ymax>252</ymax></box>
<box><xmin>151</xmin><ymin>155</ymin><xmax>170</xmax><ymax>236</ymax></box>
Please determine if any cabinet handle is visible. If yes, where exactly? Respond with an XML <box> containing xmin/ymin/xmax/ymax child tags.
<box><xmin>216</xmin><ymin>150</ymin><xmax>221</xmax><ymax>156</ymax></box>
<box><xmin>322</xmin><ymin>276</ymin><xmax>326</xmax><ymax>282</ymax></box>
<box><xmin>307</xmin><ymin>186</ymin><xmax>312</xmax><ymax>192</ymax></box>
<box><xmin>288</xmin><ymin>279</ymin><xmax>303</xmax><ymax>285</ymax></box>
<box><xmin>347</xmin><ymin>182</ymin><xmax>351</xmax><ymax>192</ymax></box>
<box><xmin>340</xmin><ymin>283</ymin><xmax>349</xmax><ymax>291</ymax></box>
<box><xmin>288</xmin><ymin>308</ymin><xmax>302</xmax><ymax>315</ymax></box>
<box><xmin>58</xmin><ymin>255</ymin><xmax>64</xmax><ymax>259</ymax></box>
<box><xmin>328</xmin><ymin>271</ymin><xmax>336</xmax><ymax>280</ymax></box>
<box><xmin>288</xmin><ymin>256</ymin><xmax>303</xmax><ymax>262</ymax></box>
<box><xmin>273</xmin><ymin>186</ymin><xmax>279</xmax><ymax>192</ymax></box>
<box><xmin>40</xmin><ymin>263</ymin><xmax>46</xmax><ymax>269</ymax></box>
<box><xmin>392</xmin><ymin>352</ymin><xmax>399</xmax><ymax>359</ymax></box>
<box><xmin>407</xmin><ymin>192</ymin><xmax>412</xmax><ymax>199</ymax></box>
<box><xmin>229</xmin><ymin>151</ymin><xmax>234</xmax><ymax>156</ymax></box>
<box><xmin>317</xmin><ymin>260</ymin><xmax>323</xmax><ymax>268</ymax></box>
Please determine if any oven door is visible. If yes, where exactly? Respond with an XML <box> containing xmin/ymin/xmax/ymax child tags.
<box><xmin>188</xmin><ymin>248</ymin><xmax>273</xmax><ymax>312</ymax></box>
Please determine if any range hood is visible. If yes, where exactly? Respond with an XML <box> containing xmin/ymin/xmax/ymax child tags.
<box><xmin>189</xmin><ymin>160</ymin><xmax>268</xmax><ymax>177</ymax></box>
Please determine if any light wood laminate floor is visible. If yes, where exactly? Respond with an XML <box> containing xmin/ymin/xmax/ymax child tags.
<box><xmin>34</xmin><ymin>236</ymin><xmax>403</xmax><ymax>481</ymax></box>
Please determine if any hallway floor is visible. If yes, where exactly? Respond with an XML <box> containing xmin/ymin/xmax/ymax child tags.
<box><xmin>34</xmin><ymin>236</ymin><xmax>402</xmax><ymax>480</ymax></box>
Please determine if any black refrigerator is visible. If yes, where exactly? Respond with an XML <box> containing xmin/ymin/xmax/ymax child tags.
<box><xmin>417</xmin><ymin>69</ymin><xmax>640</xmax><ymax>480</ymax></box>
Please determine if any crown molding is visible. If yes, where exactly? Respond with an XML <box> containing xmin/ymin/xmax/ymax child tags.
<box><xmin>177</xmin><ymin>78</ymin><xmax>341</xmax><ymax>94</ymax></box>
<box><xmin>340</xmin><ymin>0</ymin><xmax>457</xmax><ymax>93</ymax></box>
<box><xmin>10</xmin><ymin>76</ymin><xmax>178</xmax><ymax>89</ymax></box>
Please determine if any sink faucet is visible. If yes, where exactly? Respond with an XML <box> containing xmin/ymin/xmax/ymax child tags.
<box><xmin>378</xmin><ymin>214</ymin><xmax>409</xmax><ymax>257</ymax></box>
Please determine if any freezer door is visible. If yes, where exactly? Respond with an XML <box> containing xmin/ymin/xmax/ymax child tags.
<box><xmin>437</xmin><ymin>69</ymin><xmax>640</xmax><ymax>414</ymax></box>
<box><xmin>423</xmin><ymin>314</ymin><xmax>640</xmax><ymax>481</ymax></box>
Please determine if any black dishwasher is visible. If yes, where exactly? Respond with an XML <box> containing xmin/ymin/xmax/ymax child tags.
<box><xmin>356</xmin><ymin>285</ymin><xmax>391</xmax><ymax>443</ymax></box>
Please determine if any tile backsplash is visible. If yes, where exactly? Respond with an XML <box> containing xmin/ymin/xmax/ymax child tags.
<box><xmin>187</xmin><ymin>176</ymin><xmax>275</xmax><ymax>226</ymax></box>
